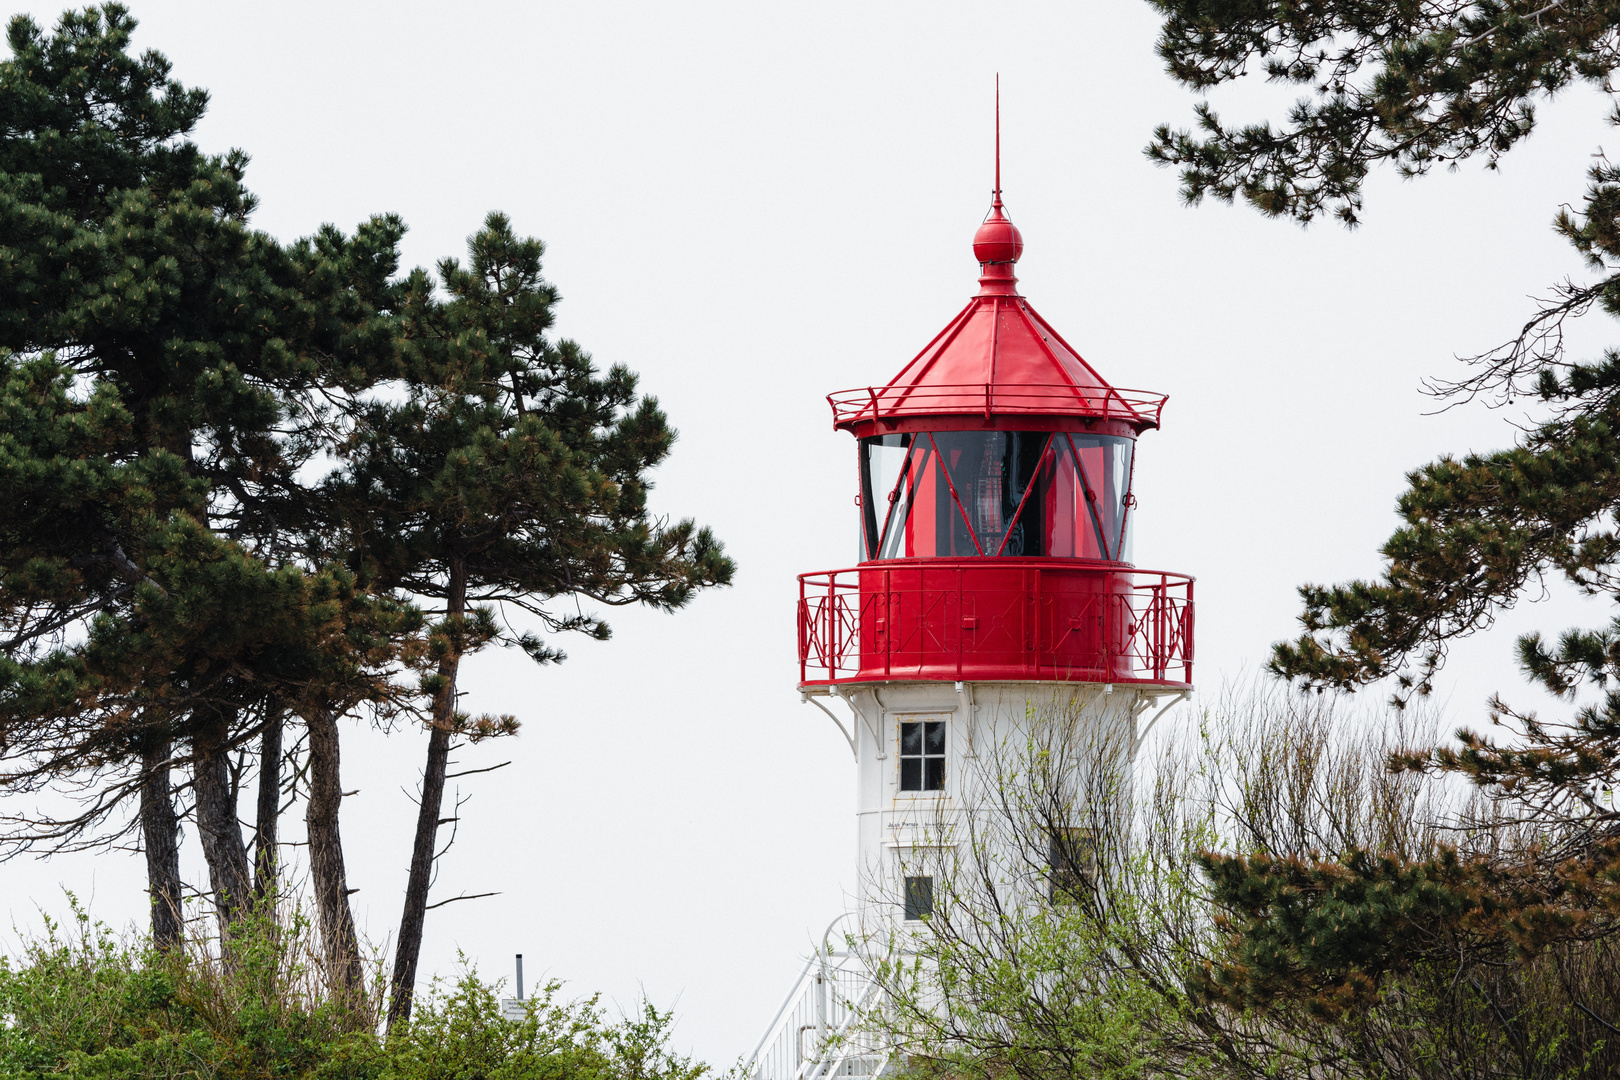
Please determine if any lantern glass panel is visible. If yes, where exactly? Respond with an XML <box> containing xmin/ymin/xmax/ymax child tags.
<box><xmin>860</xmin><ymin>431</ymin><xmax>1135</xmax><ymax>561</ymax></box>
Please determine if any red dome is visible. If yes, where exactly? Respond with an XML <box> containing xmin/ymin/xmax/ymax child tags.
<box><xmin>973</xmin><ymin>203</ymin><xmax>1023</xmax><ymax>264</ymax></box>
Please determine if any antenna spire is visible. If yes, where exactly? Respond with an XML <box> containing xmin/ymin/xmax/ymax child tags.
<box><xmin>993</xmin><ymin>74</ymin><xmax>1002</xmax><ymax>208</ymax></box>
<box><xmin>973</xmin><ymin>72</ymin><xmax>1022</xmax><ymax>282</ymax></box>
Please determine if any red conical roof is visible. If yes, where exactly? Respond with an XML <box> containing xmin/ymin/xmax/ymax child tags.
<box><xmin>829</xmin><ymin>199</ymin><xmax>1166</xmax><ymax>439</ymax></box>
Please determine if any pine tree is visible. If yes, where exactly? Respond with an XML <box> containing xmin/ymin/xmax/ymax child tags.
<box><xmin>1145</xmin><ymin>0</ymin><xmax>1620</xmax><ymax>1036</ymax></box>
<box><xmin>0</xmin><ymin>4</ymin><xmax>409</xmax><ymax>944</ymax></box>
<box><xmin>325</xmin><ymin>214</ymin><xmax>734</xmax><ymax>1030</ymax></box>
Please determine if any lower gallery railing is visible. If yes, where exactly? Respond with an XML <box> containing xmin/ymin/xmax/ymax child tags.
<box><xmin>798</xmin><ymin>559</ymin><xmax>1193</xmax><ymax>687</ymax></box>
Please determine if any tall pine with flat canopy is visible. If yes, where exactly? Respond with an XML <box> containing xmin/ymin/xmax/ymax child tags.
<box><xmin>327</xmin><ymin>213</ymin><xmax>734</xmax><ymax>1031</ymax></box>
<box><xmin>1147</xmin><ymin>0</ymin><xmax>1620</xmax><ymax>1058</ymax></box>
<box><xmin>0</xmin><ymin>2</ymin><xmax>413</xmax><ymax>951</ymax></box>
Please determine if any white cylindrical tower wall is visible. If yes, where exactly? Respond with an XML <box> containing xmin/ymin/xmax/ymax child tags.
<box><xmin>824</xmin><ymin>681</ymin><xmax>1184</xmax><ymax>927</ymax></box>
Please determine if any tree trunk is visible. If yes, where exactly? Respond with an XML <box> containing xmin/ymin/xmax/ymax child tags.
<box><xmin>253</xmin><ymin>706</ymin><xmax>283</xmax><ymax>903</ymax></box>
<box><xmin>139</xmin><ymin>736</ymin><xmax>183</xmax><ymax>950</ymax></box>
<box><xmin>307</xmin><ymin>707</ymin><xmax>365</xmax><ymax>997</ymax></box>
<box><xmin>387</xmin><ymin>557</ymin><xmax>467</xmax><ymax>1034</ymax></box>
<box><xmin>193</xmin><ymin>712</ymin><xmax>253</xmax><ymax>936</ymax></box>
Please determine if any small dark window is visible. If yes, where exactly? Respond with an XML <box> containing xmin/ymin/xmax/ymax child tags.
<box><xmin>899</xmin><ymin>721</ymin><xmax>946</xmax><ymax>791</ymax></box>
<box><xmin>903</xmin><ymin>876</ymin><xmax>934</xmax><ymax>920</ymax></box>
<box><xmin>1049</xmin><ymin>828</ymin><xmax>1098</xmax><ymax>904</ymax></box>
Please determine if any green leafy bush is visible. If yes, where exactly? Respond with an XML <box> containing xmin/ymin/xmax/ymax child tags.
<box><xmin>0</xmin><ymin>900</ymin><xmax>711</xmax><ymax>1080</ymax></box>
<box><xmin>381</xmin><ymin>973</ymin><xmax>707</xmax><ymax>1080</ymax></box>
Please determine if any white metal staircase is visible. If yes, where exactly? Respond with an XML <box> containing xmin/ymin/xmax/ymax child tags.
<box><xmin>744</xmin><ymin>941</ymin><xmax>892</xmax><ymax>1080</ymax></box>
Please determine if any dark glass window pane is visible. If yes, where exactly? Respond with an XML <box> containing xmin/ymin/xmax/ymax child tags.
<box><xmin>860</xmin><ymin>430</ymin><xmax>1135</xmax><ymax>561</ymax></box>
<box><xmin>904</xmin><ymin>876</ymin><xmax>933</xmax><ymax>920</ymax></box>
<box><xmin>1047</xmin><ymin>435</ymin><xmax>1136</xmax><ymax>562</ymax></box>
<box><xmin>899</xmin><ymin>722</ymin><xmax>922</xmax><ymax>756</ymax></box>
<box><xmin>1048</xmin><ymin>828</ymin><xmax>1098</xmax><ymax>905</ymax></box>
<box><xmin>861</xmin><ymin>434</ymin><xmax>914</xmax><ymax>561</ymax></box>
<box><xmin>901</xmin><ymin>720</ymin><xmax>945</xmax><ymax>793</ymax></box>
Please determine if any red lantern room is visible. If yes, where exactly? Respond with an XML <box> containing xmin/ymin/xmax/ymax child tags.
<box><xmin>796</xmin><ymin>184</ymin><xmax>1194</xmax><ymax>689</ymax></box>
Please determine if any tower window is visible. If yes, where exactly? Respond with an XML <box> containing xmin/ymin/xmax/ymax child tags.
<box><xmin>1049</xmin><ymin>828</ymin><xmax>1098</xmax><ymax>905</ymax></box>
<box><xmin>903</xmin><ymin>876</ymin><xmax>933</xmax><ymax>920</ymax></box>
<box><xmin>899</xmin><ymin>721</ymin><xmax>945</xmax><ymax>791</ymax></box>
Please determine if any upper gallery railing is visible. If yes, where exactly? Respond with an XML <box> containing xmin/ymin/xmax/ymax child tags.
<box><xmin>798</xmin><ymin>559</ymin><xmax>1193</xmax><ymax>687</ymax></box>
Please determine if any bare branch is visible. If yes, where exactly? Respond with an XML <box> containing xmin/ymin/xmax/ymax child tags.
<box><xmin>424</xmin><ymin>890</ymin><xmax>499</xmax><ymax>911</ymax></box>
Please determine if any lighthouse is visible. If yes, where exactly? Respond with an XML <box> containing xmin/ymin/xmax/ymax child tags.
<box><xmin>747</xmin><ymin>159</ymin><xmax>1194</xmax><ymax>1080</ymax></box>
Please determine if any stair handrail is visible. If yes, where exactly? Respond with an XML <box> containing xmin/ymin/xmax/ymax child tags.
<box><xmin>748</xmin><ymin>919</ymin><xmax>868</xmax><ymax>1080</ymax></box>
<box><xmin>795</xmin><ymin>970</ymin><xmax>887</xmax><ymax>1080</ymax></box>
<box><xmin>743</xmin><ymin>954</ymin><xmax>817</xmax><ymax>1080</ymax></box>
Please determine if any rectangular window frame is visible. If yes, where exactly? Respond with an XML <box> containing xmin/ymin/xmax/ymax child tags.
<box><xmin>898</xmin><ymin>720</ymin><xmax>946</xmax><ymax>793</ymax></box>
<box><xmin>1048</xmin><ymin>827</ymin><xmax>1099</xmax><ymax>905</ymax></box>
<box><xmin>903</xmin><ymin>875</ymin><xmax>934</xmax><ymax>921</ymax></box>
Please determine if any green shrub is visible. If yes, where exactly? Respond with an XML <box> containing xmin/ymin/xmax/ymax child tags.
<box><xmin>0</xmin><ymin>900</ymin><xmax>712</xmax><ymax>1080</ymax></box>
<box><xmin>380</xmin><ymin>971</ymin><xmax>707</xmax><ymax>1080</ymax></box>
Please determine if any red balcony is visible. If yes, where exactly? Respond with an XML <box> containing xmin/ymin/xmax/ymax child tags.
<box><xmin>797</xmin><ymin>559</ymin><xmax>1193</xmax><ymax>688</ymax></box>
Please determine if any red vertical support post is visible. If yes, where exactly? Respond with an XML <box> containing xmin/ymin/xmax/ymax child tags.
<box><xmin>1030</xmin><ymin>566</ymin><xmax>1041</xmax><ymax>678</ymax></box>
<box><xmin>810</xmin><ymin>575</ymin><xmax>821</xmax><ymax>681</ymax></box>
<box><xmin>883</xmin><ymin>567</ymin><xmax>893</xmax><ymax>678</ymax></box>
<box><xmin>1155</xmin><ymin>574</ymin><xmax>1167</xmax><ymax>681</ymax></box>
<box><xmin>1103</xmin><ymin>568</ymin><xmax>1113</xmax><ymax>680</ymax></box>
<box><xmin>1184</xmin><ymin>578</ymin><xmax>1195</xmax><ymax>685</ymax></box>
<box><xmin>1142</xmin><ymin>575</ymin><xmax>1152</xmax><ymax>681</ymax></box>
<box><xmin>798</xmin><ymin>577</ymin><xmax>808</xmax><ymax>684</ymax></box>
<box><xmin>827</xmin><ymin>574</ymin><xmax>839</xmax><ymax>680</ymax></box>
<box><xmin>955</xmin><ymin>565</ymin><xmax>965</xmax><ymax>679</ymax></box>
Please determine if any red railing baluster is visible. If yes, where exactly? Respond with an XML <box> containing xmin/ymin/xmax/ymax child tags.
<box><xmin>883</xmin><ymin>568</ymin><xmax>893</xmax><ymax>678</ymax></box>
<box><xmin>827</xmin><ymin>575</ymin><xmax>837</xmax><ymax>680</ymax></box>
<box><xmin>1159</xmin><ymin>579</ymin><xmax>1172</xmax><ymax>680</ymax></box>
<box><xmin>1184</xmin><ymin>578</ymin><xmax>1195</xmax><ymax>685</ymax></box>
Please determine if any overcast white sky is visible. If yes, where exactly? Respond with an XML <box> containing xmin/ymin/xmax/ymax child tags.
<box><xmin>5</xmin><ymin>0</ymin><xmax>1619</xmax><ymax>1066</ymax></box>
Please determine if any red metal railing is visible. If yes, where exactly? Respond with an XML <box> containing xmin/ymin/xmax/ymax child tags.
<box><xmin>797</xmin><ymin>559</ymin><xmax>1193</xmax><ymax>688</ymax></box>
<box><xmin>826</xmin><ymin>384</ymin><xmax>1168</xmax><ymax>430</ymax></box>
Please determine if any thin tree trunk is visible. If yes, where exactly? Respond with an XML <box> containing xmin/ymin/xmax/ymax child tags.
<box><xmin>307</xmin><ymin>707</ymin><xmax>365</xmax><ymax>998</ymax></box>
<box><xmin>139</xmin><ymin>736</ymin><xmax>183</xmax><ymax>950</ymax></box>
<box><xmin>387</xmin><ymin>557</ymin><xmax>467</xmax><ymax>1034</ymax></box>
<box><xmin>193</xmin><ymin>711</ymin><xmax>253</xmax><ymax>936</ymax></box>
<box><xmin>253</xmin><ymin>706</ymin><xmax>283</xmax><ymax>903</ymax></box>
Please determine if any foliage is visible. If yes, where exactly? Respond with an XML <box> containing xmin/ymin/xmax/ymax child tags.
<box><xmin>324</xmin><ymin>212</ymin><xmax>733</xmax><ymax>1027</ymax></box>
<box><xmin>1146</xmin><ymin>0</ymin><xmax>1620</xmax><ymax>226</ymax></box>
<box><xmin>0</xmin><ymin>0</ymin><xmax>414</xmax><ymax>861</ymax></box>
<box><xmin>0</xmin><ymin>899</ymin><xmax>713</xmax><ymax>1080</ymax></box>
<box><xmin>0</xmin><ymin>898</ymin><xmax>375</xmax><ymax>1079</ymax></box>
<box><xmin>1143</xmin><ymin>0</ymin><xmax>1620</xmax><ymax>1061</ymax></box>
<box><xmin>333</xmin><ymin>211</ymin><xmax>734</xmax><ymax>660</ymax></box>
<box><xmin>384</xmin><ymin>972</ymin><xmax>709</xmax><ymax>1080</ymax></box>
<box><xmin>0</xmin><ymin>3</ymin><xmax>728</xmax><ymax>993</ymax></box>
<box><xmin>865</xmin><ymin>685</ymin><xmax>1620</xmax><ymax>1080</ymax></box>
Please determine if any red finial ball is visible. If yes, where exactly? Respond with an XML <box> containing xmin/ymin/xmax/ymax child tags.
<box><xmin>973</xmin><ymin>204</ymin><xmax>1023</xmax><ymax>265</ymax></box>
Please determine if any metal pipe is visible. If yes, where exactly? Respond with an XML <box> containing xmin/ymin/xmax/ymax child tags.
<box><xmin>814</xmin><ymin>959</ymin><xmax>827</xmax><ymax>1063</ymax></box>
<box><xmin>516</xmin><ymin>954</ymin><xmax>524</xmax><ymax>1001</ymax></box>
